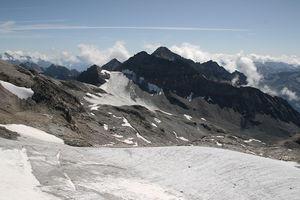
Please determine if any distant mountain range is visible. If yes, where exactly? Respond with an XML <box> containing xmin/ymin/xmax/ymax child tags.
<box><xmin>13</xmin><ymin>61</ymin><xmax>80</xmax><ymax>80</ymax></box>
<box><xmin>256</xmin><ymin>62</ymin><xmax>300</xmax><ymax>112</ymax></box>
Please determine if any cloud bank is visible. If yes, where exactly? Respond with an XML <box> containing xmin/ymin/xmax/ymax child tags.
<box><xmin>0</xmin><ymin>41</ymin><xmax>131</xmax><ymax>71</ymax></box>
<box><xmin>145</xmin><ymin>43</ymin><xmax>300</xmax><ymax>101</ymax></box>
<box><xmin>78</xmin><ymin>41</ymin><xmax>131</xmax><ymax>66</ymax></box>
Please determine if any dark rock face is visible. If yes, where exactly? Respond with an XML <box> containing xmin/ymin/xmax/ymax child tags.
<box><xmin>44</xmin><ymin>64</ymin><xmax>79</xmax><ymax>80</ymax></box>
<box><xmin>77</xmin><ymin>65</ymin><xmax>110</xmax><ymax>86</ymax></box>
<box><xmin>119</xmin><ymin>48</ymin><xmax>300</xmax><ymax>126</ymax></box>
<box><xmin>101</xmin><ymin>58</ymin><xmax>122</xmax><ymax>71</ymax></box>
<box><xmin>152</xmin><ymin>47</ymin><xmax>247</xmax><ymax>85</ymax></box>
<box><xmin>20</xmin><ymin>62</ymin><xmax>45</xmax><ymax>73</ymax></box>
<box><xmin>32</xmin><ymin>75</ymin><xmax>84</xmax><ymax>124</ymax></box>
<box><xmin>195</xmin><ymin>61</ymin><xmax>247</xmax><ymax>85</ymax></box>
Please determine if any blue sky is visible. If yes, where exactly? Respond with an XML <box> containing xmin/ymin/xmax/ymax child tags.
<box><xmin>0</xmin><ymin>0</ymin><xmax>300</xmax><ymax>57</ymax></box>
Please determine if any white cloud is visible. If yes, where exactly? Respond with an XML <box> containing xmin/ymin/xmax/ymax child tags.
<box><xmin>0</xmin><ymin>41</ymin><xmax>131</xmax><ymax>70</ymax></box>
<box><xmin>249</xmin><ymin>54</ymin><xmax>300</xmax><ymax>66</ymax></box>
<box><xmin>144</xmin><ymin>44</ymin><xmax>162</xmax><ymax>52</ymax></box>
<box><xmin>280</xmin><ymin>87</ymin><xmax>299</xmax><ymax>101</ymax></box>
<box><xmin>260</xmin><ymin>85</ymin><xmax>278</xmax><ymax>96</ymax></box>
<box><xmin>78</xmin><ymin>41</ymin><xmax>131</xmax><ymax>66</ymax></box>
<box><xmin>0</xmin><ymin>21</ymin><xmax>15</xmax><ymax>33</ymax></box>
<box><xmin>0</xmin><ymin>21</ymin><xmax>247</xmax><ymax>33</ymax></box>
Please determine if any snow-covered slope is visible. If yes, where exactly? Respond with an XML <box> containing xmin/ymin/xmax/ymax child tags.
<box><xmin>0</xmin><ymin>147</ymin><xmax>59</xmax><ymax>200</ymax></box>
<box><xmin>0</xmin><ymin>124</ymin><xmax>64</xmax><ymax>144</ymax></box>
<box><xmin>84</xmin><ymin>72</ymin><xmax>158</xmax><ymax>111</ymax></box>
<box><xmin>0</xmin><ymin>80</ymin><xmax>33</xmax><ymax>99</ymax></box>
<box><xmin>0</xmin><ymin>132</ymin><xmax>299</xmax><ymax>200</ymax></box>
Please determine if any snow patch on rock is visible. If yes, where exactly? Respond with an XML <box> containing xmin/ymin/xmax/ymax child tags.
<box><xmin>0</xmin><ymin>124</ymin><xmax>64</xmax><ymax>144</ymax></box>
<box><xmin>184</xmin><ymin>114</ymin><xmax>192</xmax><ymax>121</ymax></box>
<box><xmin>151</xmin><ymin>123</ymin><xmax>157</xmax><ymax>127</ymax></box>
<box><xmin>136</xmin><ymin>133</ymin><xmax>151</xmax><ymax>144</ymax></box>
<box><xmin>154</xmin><ymin>118</ymin><xmax>161</xmax><ymax>123</ymax></box>
<box><xmin>244</xmin><ymin>138</ymin><xmax>261</xmax><ymax>143</ymax></box>
<box><xmin>103</xmin><ymin>124</ymin><xmax>108</xmax><ymax>131</ymax></box>
<box><xmin>0</xmin><ymin>80</ymin><xmax>34</xmax><ymax>99</ymax></box>
<box><xmin>173</xmin><ymin>131</ymin><xmax>189</xmax><ymax>142</ymax></box>
<box><xmin>122</xmin><ymin>117</ymin><xmax>134</xmax><ymax>129</ymax></box>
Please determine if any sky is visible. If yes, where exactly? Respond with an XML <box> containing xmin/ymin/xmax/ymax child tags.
<box><xmin>0</xmin><ymin>0</ymin><xmax>299</xmax><ymax>55</ymax></box>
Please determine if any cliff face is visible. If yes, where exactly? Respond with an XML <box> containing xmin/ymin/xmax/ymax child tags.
<box><xmin>77</xmin><ymin>65</ymin><xmax>110</xmax><ymax>86</ymax></box>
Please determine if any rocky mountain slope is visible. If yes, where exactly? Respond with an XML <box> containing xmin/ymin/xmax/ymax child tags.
<box><xmin>152</xmin><ymin>47</ymin><xmax>247</xmax><ymax>85</ymax></box>
<box><xmin>77</xmin><ymin>65</ymin><xmax>110</xmax><ymax>86</ymax></box>
<box><xmin>118</xmin><ymin>48</ymin><xmax>300</xmax><ymax>128</ymax></box>
<box><xmin>44</xmin><ymin>64</ymin><xmax>79</xmax><ymax>80</ymax></box>
<box><xmin>0</xmin><ymin>55</ymin><xmax>300</xmax><ymax>162</ymax></box>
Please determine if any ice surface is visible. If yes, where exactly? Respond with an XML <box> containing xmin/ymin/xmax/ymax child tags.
<box><xmin>0</xmin><ymin>134</ymin><xmax>300</xmax><ymax>200</ymax></box>
<box><xmin>0</xmin><ymin>124</ymin><xmax>64</xmax><ymax>144</ymax></box>
<box><xmin>0</xmin><ymin>80</ymin><xmax>34</xmax><ymax>99</ymax></box>
<box><xmin>0</xmin><ymin>147</ymin><xmax>58</xmax><ymax>200</ymax></box>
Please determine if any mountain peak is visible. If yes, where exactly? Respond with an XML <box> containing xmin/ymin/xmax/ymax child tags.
<box><xmin>77</xmin><ymin>64</ymin><xmax>109</xmax><ymax>86</ymax></box>
<box><xmin>102</xmin><ymin>58</ymin><xmax>121</xmax><ymax>71</ymax></box>
<box><xmin>152</xmin><ymin>46</ymin><xmax>181</xmax><ymax>61</ymax></box>
<box><xmin>135</xmin><ymin>51</ymin><xmax>149</xmax><ymax>57</ymax></box>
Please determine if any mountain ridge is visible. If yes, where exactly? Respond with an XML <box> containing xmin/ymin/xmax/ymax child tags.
<box><xmin>114</xmin><ymin>47</ymin><xmax>300</xmax><ymax>127</ymax></box>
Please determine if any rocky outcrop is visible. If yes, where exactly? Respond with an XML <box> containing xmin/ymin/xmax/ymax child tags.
<box><xmin>31</xmin><ymin>75</ymin><xmax>84</xmax><ymax>124</ymax></box>
<box><xmin>77</xmin><ymin>65</ymin><xmax>109</xmax><ymax>86</ymax></box>
<box><xmin>152</xmin><ymin>47</ymin><xmax>247</xmax><ymax>85</ymax></box>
